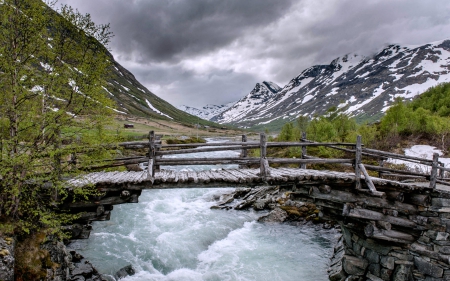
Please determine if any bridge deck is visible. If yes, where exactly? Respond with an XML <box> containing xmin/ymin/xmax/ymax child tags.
<box><xmin>68</xmin><ymin>168</ymin><xmax>427</xmax><ymax>190</ymax></box>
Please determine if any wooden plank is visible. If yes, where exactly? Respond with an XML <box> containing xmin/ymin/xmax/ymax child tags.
<box><xmin>157</xmin><ymin>145</ymin><xmax>260</xmax><ymax>156</ymax></box>
<box><xmin>364</xmin><ymin>164</ymin><xmax>429</xmax><ymax>178</ymax></box>
<box><xmin>364</xmin><ymin>224</ymin><xmax>415</xmax><ymax>244</ymax></box>
<box><xmin>362</xmin><ymin>147</ymin><xmax>434</xmax><ymax>163</ymax></box>
<box><xmin>267</xmin><ymin>158</ymin><xmax>354</xmax><ymax>164</ymax></box>
<box><xmin>267</xmin><ymin>168</ymin><xmax>288</xmax><ymax>182</ymax></box>
<box><xmin>229</xmin><ymin>169</ymin><xmax>253</xmax><ymax>183</ymax></box>
<box><xmin>178</xmin><ymin>171</ymin><xmax>188</xmax><ymax>183</ymax></box>
<box><xmin>196</xmin><ymin>170</ymin><xmax>209</xmax><ymax>183</ymax></box>
<box><xmin>294</xmin><ymin>187</ymin><xmax>418</xmax><ymax>215</ymax></box>
<box><xmin>237</xmin><ymin>169</ymin><xmax>261</xmax><ymax>182</ymax></box>
<box><xmin>224</xmin><ymin>169</ymin><xmax>247</xmax><ymax>183</ymax></box>
<box><xmin>161</xmin><ymin>141</ymin><xmax>260</xmax><ymax>148</ymax></box>
<box><xmin>205</xmin><ymin>170</ymin><xmax>222</xmax><ymax>182</ymax></box>
<box><xmin>187</xmin><ymin>170</ymin><xmax>199</xmax><ymax>183</ymax></box>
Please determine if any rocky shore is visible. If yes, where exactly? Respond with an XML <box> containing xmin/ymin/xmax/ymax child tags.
<box><xmin>0</xmin><ymin>234</ymin><xmax>135</xmax><ymax>281</ymax></box>
<box><xmin>211</xmin><ymin>185</ymin><xmax>335</xmax><ymax>228</ymax></box>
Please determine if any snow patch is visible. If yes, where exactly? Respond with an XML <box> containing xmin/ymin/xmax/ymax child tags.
<box><xmin>145</xmin><ymin>99</ymin><xmax>173</xmax><ymax>119</ymax></box>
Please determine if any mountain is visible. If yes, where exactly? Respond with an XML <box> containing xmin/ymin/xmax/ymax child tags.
<box><xmin>177</xmin><ymin>103</ymin><xmax>234</xmax><ymax>121</ymax></box>
<box><xmin>211</xmin><ymin>81</ymin><xmax>281</xmax><ymax>124</ymax></box>
<box><xmin>213</xmin><ymin>39</ymin><xmax>450</xmax><ymax>129</ymax></box>
<box><xmin>102</xmin><ymin>56</ymin><xmax>219</xmax><ymax>126</ymax></box>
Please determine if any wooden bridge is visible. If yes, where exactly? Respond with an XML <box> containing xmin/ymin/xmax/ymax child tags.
<box><xmin>70</xmin><ymin>131</ymin><xmax>450</xmax><ymax>192</ymax></box>
<box><xmin>65</xmin><ymin>131</ymin><xmax>450</xmax><ymax>281</ymax></box>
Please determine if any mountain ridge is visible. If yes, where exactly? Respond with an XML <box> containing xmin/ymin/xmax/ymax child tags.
<box><xmin>181</xmin><ymin>39</ymin><xmax>450</xmax><ymax>130</ymax></box>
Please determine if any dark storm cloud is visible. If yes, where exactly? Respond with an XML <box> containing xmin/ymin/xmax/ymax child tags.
<box><xmin>58</xmin><ymin>0</ymin><xmax>295</xmax><ymax>63</ymax></box>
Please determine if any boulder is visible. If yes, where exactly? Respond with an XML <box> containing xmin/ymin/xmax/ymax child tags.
<box><xmin>114</xmin><ymin>264</ymin><xmax>135</xmax><ymax>279</ymax></box>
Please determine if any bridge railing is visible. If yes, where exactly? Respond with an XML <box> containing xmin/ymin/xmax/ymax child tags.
<box><xmin>78</xmin><ymin>130</ymin><xmax>450</xmax><ymax>190</ymax></box>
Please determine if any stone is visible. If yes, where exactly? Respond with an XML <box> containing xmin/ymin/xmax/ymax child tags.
<box><xmin>361</xmin><ymin>239</ymin><xmax>392</xmax><ymax>255</ymax></box>
<box><xmin>390</xmin><ymin>251</ymin><xmax>413</xmax><ymax>261</ymax></box>
<box><xmin>257</xmin><ymin>208</ymin><xmax>288</xmax><ymax>223</ymax></box>
<box><xmin>380</xmin><ymin>256</ymin><xmax>395</xmax><ymax>270</ymax></box>
<box><xmin>414</xmin><ymin>256</ymin><xmax>444</xmax><ymax>278</ymax></box>
<box><xmin>342</xmin><ymin>255</ymin><xmax>368</xmax><ymax>276</ymax></box>
<box><xmin>71</xmin><ymin>261</ymin><xmax>96</xmax><ymax>276</ymax></box>
<box><xmin>436</xmin><ymin>246</ymin><xmax>450</xmax><ymax>255</ymax></box>
<box><xmin>380</xmin><ymin>268</ymin><xmax>393</xmax><ymax>281</ymax></box>
<box><xmin>115</xmin><ymin>264</ymin><xmax>135</xmax><ymax>279</ymax></box>
<box><xmin>328</xmin><ymin>260</ymin><xmax>347</xmax><ymax>281</ymax></box>
<box><xmin>365</xmin><ymin>249</ymin><xmax>380</xmax><ymax>264</ymax></box>
<box><xmin>392</xmin><ymin>264</ymin><xmax>413</xmax><ymax>281</ymax></box>
<box><xmin>0</xmin><ymin>236</ymin><xmax>15</xmax><ymax>281</ymax></box>
<box><xmin>253</xmin><ymin>199</ymin><xmax>268</xmax><ymax>210</ymax></box>
<box><xmin>368</xmin><ymin>263</ymin><xmax>381</xmax><ymax>277</ymax></box>
<box><xmin>436</xmin><ymin>232</ymin><xmax>450</xmax><ymax>241</ymax></box>
<box><xmin>366</xmin><ymin>272</ymin><xmax>384</xmax><ymax>281</ymax></box>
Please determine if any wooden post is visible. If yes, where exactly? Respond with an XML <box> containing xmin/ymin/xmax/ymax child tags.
<box><xmin>241</xmin><ymin>134</ymin><xmax>248</xmax><ymax>158</ymax></box>
<box><xmin>439</xmin><ymin>163</ymin><xmax>445</xmax><ymax>179</ymax></box>
<box><xmin>260</xmin><ymin>133</ymin><xmax>269</xmax><ymax>180</ymax></box>
<box><xmin>148</xmin><ymin>131</ymin><xmax>155</xmax><ymax>178</ymax></box>
<box><xmin>240</xmin><ymin>134</ymin><xmax>248</xmax><ymax>169</ymax></box>
<box><xmin>301</xmin><ymin>132</ymin><xmax>307</xmax><ymax>169</ymax></box>
<box><xmin>430</xmin><ymin>152</ymin><xmax>439</xmax><ymax>189</ymax></box>
<box><xmin>155</xmin><ymin>134</ymin><xmax>161</xmax><ymax>172</ymax></box>
<box><xmin>355</xmin><ymin>135</ymin><xmax>362</xmax><ymax>189</ymax></box>
<box><xmin>378</xmin><ymin>157</ymin><xmax>384</xmax><ymax>178</ymax></box>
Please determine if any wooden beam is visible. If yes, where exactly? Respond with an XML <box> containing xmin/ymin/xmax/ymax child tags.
<box><xmin>364</xmin><ymin>224</ymin><xmax>415</xmax><ymax>243</ymax></box>
<box><xmin>260</xmin><ymin>133</ymin><xmax>269</xmax><ymax>180</ymax></box>
<box><xmin>355</xmin><ymin>135</ymin><xmax>362</xmax><ymax>189</ymax></box>
<box><xmin>430</xmin><ymin>153</ymin><xmax>439</xmax><ymax>189</ymax></box>
<box><xmin>359</xmin><ymin>163</ymin><xmax>385</xmax><ymax>197</ymax></box>
<box><xmin>301</xmin><ymin>132</ymin><xmax>307</xmax><ymax>169</ymax></box>
<box><xmin>343</xmin><ymin>204</ymin><xmax>417</xmax><ymax>228</ymax></box>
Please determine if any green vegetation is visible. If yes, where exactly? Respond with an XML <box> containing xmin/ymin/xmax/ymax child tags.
<box><xmin>258</xmin><ymin>83</ymin><xmax>450</xmax><ymax>162</ymax></box>
<box><xmin>166</xmin><ymin>137</ymin><xmax>206</xmax><ymax>145</ymax></box>
<box><xmin>0</xmin><ymin>0</ymin><xmax>116</xmax><ymax>237</ymax></box>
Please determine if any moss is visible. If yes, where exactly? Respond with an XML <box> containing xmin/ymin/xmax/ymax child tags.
<box><xmin>14</xmin><ymin>231</ymin><xmax>56</xmax><ymax>281</ymax></box>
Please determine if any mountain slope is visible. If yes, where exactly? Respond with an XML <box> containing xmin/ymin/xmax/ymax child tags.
<box><xmin>102</xmin><ymin>57</ymin><xmax>219</xmax><ymax>126</ymax></box>
<box><xmin>177</xmin><ymin>103</ymin><xmax>234</xmax><ymax>121</ymax></box>
<box><xmin>214</xmin><ymin>39</ymin><xmax>450</xmax><ymax>129</ymax></box>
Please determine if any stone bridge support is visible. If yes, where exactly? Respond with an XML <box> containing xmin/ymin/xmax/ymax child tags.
<box><xmin>290</xmin><ymin>182</ymin><xmax>450</xmax><ymax>281</ymax></box>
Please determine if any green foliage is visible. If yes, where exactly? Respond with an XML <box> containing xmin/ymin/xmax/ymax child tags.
<box><xmin>278</xmin><ymin>122</ymin><xmax>299</xmax><ymax>141</ymax></box>
<box><xmin>380</xmin><ymin>88</ymin><xmax>450</xmax><ymax>138</ymax></box>
<box><xmin>0</xmin><ymin>0</ymin><xmax>115</xmax><ymax>236</ymax></box>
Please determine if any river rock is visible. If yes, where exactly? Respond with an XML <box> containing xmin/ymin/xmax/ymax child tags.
<box><xmin>257</xmin><ymin>208</ymin><xmax>288</xmax><ymax>223</ymax></box>
<box><xmin>114</xmin><ymin>264</ymin><xmax>135</xmax><ymax>279</ymax></box>
<box><xmin>342</xmin><ymin>255</ymin><xmax>368</xmax><ymax>276</ymax></box>
<box><xmin>0</xmin><ymin>236</ymin><xmax>15</xmax><ymax>281</ymax></box>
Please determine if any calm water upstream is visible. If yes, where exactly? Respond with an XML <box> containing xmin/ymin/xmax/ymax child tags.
<box><xmin>69</xmin><ymin>139</ymin><xmax>338</xmax><ymax>281</ymax></box>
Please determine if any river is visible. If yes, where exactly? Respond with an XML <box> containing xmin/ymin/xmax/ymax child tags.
<box><xmin>68</xmin><ymin>138</ymin><xmax>338</xmax><ymax>281</ymax></box>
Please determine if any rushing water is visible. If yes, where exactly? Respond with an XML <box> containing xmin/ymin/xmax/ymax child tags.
<box><xmin>69</xmin><ymin>139</ymin><xmax>338</xmax><ymax>281</ymax></box>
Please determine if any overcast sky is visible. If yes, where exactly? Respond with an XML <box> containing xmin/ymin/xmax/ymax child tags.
<box><xmin>56</xmin><ymin>0</ymin><xmax>450</xmax><ymax>108</ymax></box>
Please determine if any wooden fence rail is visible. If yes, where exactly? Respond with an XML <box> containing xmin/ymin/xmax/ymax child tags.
<box><xmin>72</xmin><ymin>131</ymin><xmax>450</xmax><ymax>190</ymax></box>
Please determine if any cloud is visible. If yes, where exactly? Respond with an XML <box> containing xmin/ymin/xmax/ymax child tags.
<box><xmin>57</xmin><ymin>0</ymin><xmax>450</xmax><ymax>107</ymax></box>
<box><xmin>57</xmin><ymin>0</ymin><xmax>295</xmax><ymax>63</ymax></box>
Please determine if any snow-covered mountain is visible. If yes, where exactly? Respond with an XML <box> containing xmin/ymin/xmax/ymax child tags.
<box><xmin>177</xmin><ymin>103</ymin><xmax>234</xmax><ymax>121</ymax></box>
<box><xmin>213</xmin><ymin>39</ymin><xmax>450</xmax><ymax>128</ymax></box>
